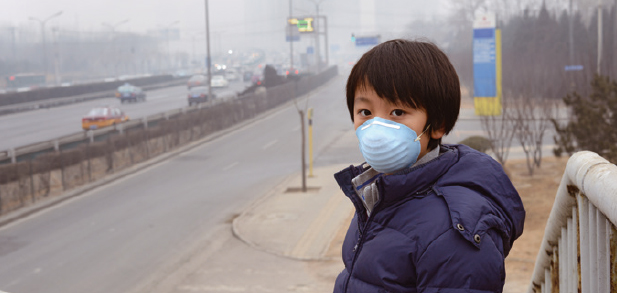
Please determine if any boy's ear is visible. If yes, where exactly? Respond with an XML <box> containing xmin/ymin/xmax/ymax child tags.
<box><xmin>430</xmin><ymin>126</ymin><xmax>446</xmax><ymax>140</ymax></box>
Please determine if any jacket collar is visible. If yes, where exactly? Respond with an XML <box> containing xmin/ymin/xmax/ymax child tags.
<box><xmin>334</xmin><ymin>145</ymin><xmax>459</xmax><ymax>219</ymax></box>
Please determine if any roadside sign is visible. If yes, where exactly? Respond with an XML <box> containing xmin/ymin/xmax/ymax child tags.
<box><xmin>355</xmin><ymin>36</ymin><xmax>380</xmax><ymax>47</ymax></box>
<box><xmin>288</xmin><ymin>17</ymin><xmax>314</xmax><ymax>33</ymax></box>
<box><xmin>473</xmin><ymin>12</ymin><xmax>502</xmax><ymax>116</ymax></box>
<box><xmin>307</xmin><ymin>46</ymin><xmax>314</xmax><ymax>54</ymax></box>
<box><xmin>565</xmin><ymin>65</ymin><xmax>583</xmax><ymax>71</ymax></box>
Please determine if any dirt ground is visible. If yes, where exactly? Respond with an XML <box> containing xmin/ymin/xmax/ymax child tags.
<box><xmin>501</xmin><ymin>155</ymin><xmax>567</xmax><ymax>292</ymax></box>
<box><xmin>315</xmin><ymin>155</ymin><xmax>567</xmax><ymax>293</ymax></box>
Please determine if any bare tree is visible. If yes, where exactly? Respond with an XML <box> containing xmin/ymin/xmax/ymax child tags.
<box><xmin>511</xmin><ymin>93</ymin><xmax>557</xmax><ymax>176</ymax></box>
<box><xmin>480</xmin><ymin>94</ymin><xmax>516</xmax><ymax>166</ymax></box>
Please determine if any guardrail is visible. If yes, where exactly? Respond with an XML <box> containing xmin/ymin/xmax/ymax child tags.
<box><xmin>527</xmin><ymin>151</ymin><xmax>617</xmax><ymax>293</ymax></box>
<box><xmin>0</xmin><ymin>96</ymin><xmax>220</xmax><ymax>165</ymax></box>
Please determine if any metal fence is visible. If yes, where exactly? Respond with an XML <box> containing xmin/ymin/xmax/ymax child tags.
<box><xmin>528</xmin><ymin>151</ymin><xmax>617</xmax><ymax>293</ymax></box>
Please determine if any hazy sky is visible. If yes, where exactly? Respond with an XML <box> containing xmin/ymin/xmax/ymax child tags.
<box><xmin>3</xmin><ymin>0</ymin><xmax>445</xmax><ymax>33</ymax></box>
<box><xmin>2</xmin><ymin>0</ymin><xmax>244</xmax><ymax>33</ymax></box>
<box><xmin>2</xmin><ymin>0</ymin><xmax>447</xmax><ymax>63</ymax></box>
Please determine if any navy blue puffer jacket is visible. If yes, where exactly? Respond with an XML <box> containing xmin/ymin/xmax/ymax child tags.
<box><xmin>333</xmin><ymin>144</ymin><xmax>525</xmax><ymax>293</ymax></box>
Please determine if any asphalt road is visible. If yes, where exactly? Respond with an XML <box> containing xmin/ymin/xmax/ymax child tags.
<box><xmin>0</xmin><ymin>75</ymin><xmax>363</xmax><ymax>293</ymax></box>
<box><xmin>0</xmin><ymin>81</ymin><xmax>248</xmax><ymax>151</ymax></box>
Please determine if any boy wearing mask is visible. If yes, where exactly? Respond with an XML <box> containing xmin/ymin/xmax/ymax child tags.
<box><xmin>333</xmin><ymin>39</ymin><xmax>525</xmax><ymax>292</ymax></box>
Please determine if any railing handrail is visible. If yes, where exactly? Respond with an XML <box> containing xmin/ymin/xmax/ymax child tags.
<box><xmin>528</xmin><ymin>151</ymin><xmax>617</xmax><ymax>292</ymax></box>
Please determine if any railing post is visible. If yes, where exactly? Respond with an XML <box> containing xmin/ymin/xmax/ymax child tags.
<box><xmin>560</xmin><ymin>228</ymin><xmax>566</xmax><ymax>292</ymax></box>
<box><xmin>87</xmin><ymin>130</ymin><xmax>94</xmax><ymax>143</ymax></box>
<box><xmin>578</xmin><ymin>195</ymin><xmax>590</xmax><ymax>293</ymax></box>
<box><xmin>9</xmin><ymin>148</ymin><xmax>16</xmax><ymax>164</ymax></box>
<box><xmin>590</xmin><ymin>204</ymin><xmax>598</xmax><ymax>293</ymax></box>
<box><xmin>598</xmin><ymin>212</ymin><xmax>609</xmax><ymax>292</ymax></box>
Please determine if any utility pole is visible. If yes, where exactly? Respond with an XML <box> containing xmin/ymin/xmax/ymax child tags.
<box><xmin>165</xmin><ymin>21</ymin><xmax>180</xmax><ymax>72</ymax></box>
<box><xmin>29</xmin><ymin>11</ymin><xmax>63</xmax><ymax>78</ymax></box>
<box><xmin>324</xmin><ymin>15</ymin><xmax>329</xmax><ymax>68</ymax></box>
<box><xmin>204</xmin><ymin>0</ymin><xmax>213</xmax><ymax>101</ymax></box>
<box><xmin>569</xmin><ymin>0</ymin><xmax>574</xmax><ymax>66</ymax></box>
<box><xmin>10</xmin><ymin>27</ymin><xmax>16</xmax><ymax>62</ymax></box>
<box><xmin>597</xmin><ymin>1</ymin><xmax>603</xmax><ymax>75</ymax></box>
<box><xmin>289</xmin><ymin>0</ymin><xmax>294</xmax><ymax>70</ymax></box>
<box><xmin>102</xmin><ymin>19</ymin><xmax>129</xmax><ymax>77</ymax></box>
<box><xmin>308</xmin><ymin>0</ymin><xmax>325</xmax><ymax>73</ymax></box>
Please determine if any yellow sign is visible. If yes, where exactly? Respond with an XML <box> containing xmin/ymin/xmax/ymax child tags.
<box><xmin>288</xmin><ymin>17</ymin><xmax>314</xmax><ymax>33</ymax></box>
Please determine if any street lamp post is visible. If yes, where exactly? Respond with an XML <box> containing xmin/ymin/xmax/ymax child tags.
<box><xmin>204</xmin><ymin>0</ymin><xmax>213</xmax><ymax>101</ymax></box>
<box><xmin>165</xmin><ymin>21</ymin><xmax>180</xmax><ymax>72</ymax></box>
<box><xmin>102</xmin><ymin>19</ymin><xmax>129</xmax><ymax>77</ymax></box>
<box><xmin>29</xmin><ymin>11</ymin><xmax>63</xmax><ymax>78</ymax></box>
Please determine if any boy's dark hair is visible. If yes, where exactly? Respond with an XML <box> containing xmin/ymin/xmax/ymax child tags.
<box><xmin>346</xmin><ymin>39</ymin><xmax>460</xmax><ymax>150</ymax></box>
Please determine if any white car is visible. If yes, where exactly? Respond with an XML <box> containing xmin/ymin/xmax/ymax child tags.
<box><xmin>211</xmin><ymin>75</ymin><xmax>229</xmax><ymax>88</ymax></box>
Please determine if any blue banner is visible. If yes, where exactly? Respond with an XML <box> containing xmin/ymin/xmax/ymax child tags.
<box><xmin>473</xmin><ymin>28</ymin><xmax>496</xmax><ymax>97</ymax></box>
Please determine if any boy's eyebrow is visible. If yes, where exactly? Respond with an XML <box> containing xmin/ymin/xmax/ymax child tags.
<box><xmin>354</xmin><ymin>96</ymin><xmax>371</xmax><ymax>103</ymax></box>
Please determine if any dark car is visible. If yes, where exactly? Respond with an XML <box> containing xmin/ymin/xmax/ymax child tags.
<box><xmin>188</xmin><ymin>86</ymin><xmax>216</xmax><ymax>106</ymax></box>
<box><xmin>115</xmin><ymin>83</ymin><xmax>146</xmax><ymax>103</ymax></box>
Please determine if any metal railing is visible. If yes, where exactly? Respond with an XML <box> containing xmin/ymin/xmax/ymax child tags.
<box><xmin>528</xmin><ymin>151</ymin><xmax>617</xmax><ymax>293</ymax></box>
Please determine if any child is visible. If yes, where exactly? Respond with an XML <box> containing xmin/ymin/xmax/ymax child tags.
<box><xmin>333</xmin><ymin>39</ymin><xmax>525</xmax><ymax>292</ymax></box>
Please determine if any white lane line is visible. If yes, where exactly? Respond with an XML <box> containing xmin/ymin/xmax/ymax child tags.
<box><xmin>262</xmin><ymin>139</ymin><xmax>278</xmax><ymax>150</ymax></box>
<box><xmin>292</xmin><ymin>126</ymin><xmax>300</xmax><ymax>131</ymax></box>
<box><xmin>223</xmin><ymin>162</ymin><xmax>239</xmax><ymax>171</ymax></box>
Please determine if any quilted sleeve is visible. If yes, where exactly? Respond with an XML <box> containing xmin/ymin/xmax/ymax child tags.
<box><xmin>415</xmin><ymin>228</ymin><xmax>505</xmax><ymax>293</ymax></box>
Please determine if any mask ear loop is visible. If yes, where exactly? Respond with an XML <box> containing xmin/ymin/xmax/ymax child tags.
<box><xmin>414</xmin><ymin>124</ymin><xmax>431</xmax><ymax>142</ymax></box>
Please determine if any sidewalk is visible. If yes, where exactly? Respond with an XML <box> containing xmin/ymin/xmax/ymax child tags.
<box><xmin>156</xmin><ymin>164</ymin><xmax>355</xmax><ymax>293</ymax></box>
<box><xmin>232</xmin><ymin>164</ymin><xmax>353</xmax><ymax>261</ymax></box>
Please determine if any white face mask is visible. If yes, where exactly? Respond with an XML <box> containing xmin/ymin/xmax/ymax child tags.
<box><xmin>355</xmin><ymin>117</ymin><xmax>429</xmax><ymax>173</ymax></box>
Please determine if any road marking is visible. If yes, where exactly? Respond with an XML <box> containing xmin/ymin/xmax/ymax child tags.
<box><xmin>262</xmin><ymin>139</ymin><xmax>278</xmax><ymax>150</ymax></box>
<box><xmin>223</xmin><ymin>162</ymin><xmax>239</xmax><ymax>171</ymax></box>
<box><xmin>292</xmin><ymin>126</ymin><xmax>300</xmax><ymax>132</ymax></box>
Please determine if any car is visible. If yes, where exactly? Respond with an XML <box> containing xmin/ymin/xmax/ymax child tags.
<box><xmin>284</xmin><ymin>67</ymin><xmax>302</xmax><ymax>76</ymax></box>
<box><xmin>115</xmin><ymin>83</ymin><xmax>146</xmax><ymax>103</ymax></box>
<box><xmin>211</xmin><ymin>75</ymin><xmax>229</xmax><ymax>88</ymax></box>
<box><xmin>81</xmin><ymin>106</ymin><xmax>129</xmax><ymax>130</ymax></box>
<box><xmin>188</xmin><ymin>86</ymin><xmax>216</xmax><ymax>106</ymax></box>
<box><xmin>251</xmin><ymin>73</ymin><xmax>264</xmax><ymax>86</ymax></box>
<box><xmin>187</xmin><ymin>74</ymin><xmax>207</xmax><ymax>89</ymax></box>
<box><xmin>225</xmin><ymin>69</ymin><xmax>239</xmax><ymax>81</ymax></box>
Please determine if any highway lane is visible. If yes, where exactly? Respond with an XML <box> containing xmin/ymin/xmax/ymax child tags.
<box><xmin>0</xmin><ymin>81</ymin><xmax>248</xmax><ymax>151</ymax></box>
<box><xmin>0</xmin><ymin>75</ymin><xmax>362</xmax><ymax>293</ymax></box>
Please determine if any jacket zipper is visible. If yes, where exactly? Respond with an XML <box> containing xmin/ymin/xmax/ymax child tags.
<box><xmin>343</xmin><ymin>202</ymin><xmax>380</xmax><ymax>292</ymax></box>
<box><xmin>341</xmin><ymin>187</ymin><xmax>433</xmax><ymax>292</ymax></box>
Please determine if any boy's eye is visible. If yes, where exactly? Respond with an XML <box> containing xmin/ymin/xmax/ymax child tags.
<box><xmin>391</xmin><ymin>109</ymin><xmax>405</xmax><ymax>116</ymax></box>
<box><xmin>359</xmin><ymin>109</ymin><xmax>372</xmax><ymax>117</ymax></box>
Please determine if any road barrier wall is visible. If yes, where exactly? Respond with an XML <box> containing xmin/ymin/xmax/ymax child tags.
<box><xmin>0</xmin><ymin>76</ymin><xmax>190</xmax><ymax>116</ymax></box>
<box><xmin>0</xmin><ymin>66</ymin><xmax>338</xmax><ymax>217</ymax></box>
<box><xmin>0</xmin><ymin>75</ymin><xmax>179</xmax><ymax>107</ymax></box>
